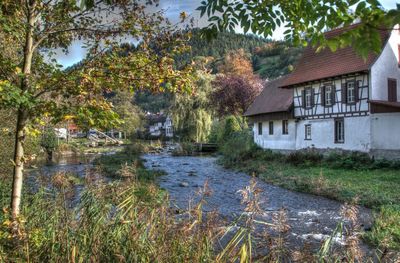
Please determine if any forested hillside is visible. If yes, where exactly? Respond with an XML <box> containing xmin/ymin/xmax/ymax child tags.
<box><xmin>136</xmin><ymin>29</ymin><xmax>303</xmax><ymax>113</ymax></box>
<box><xmin>176</xmin><ymin>29</ymin><xmax>302</xmax><ymax>79</ymax></box>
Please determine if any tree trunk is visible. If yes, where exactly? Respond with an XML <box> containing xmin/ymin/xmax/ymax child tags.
<box><xmin>10</xmin><ymin>0</ymin><xmax>36</xmax><ymax>219</ymax></box>
<box><xmin>10</xmin><ymin>111</ymin><xmax>28</xmax><ymax>219</ymax></box>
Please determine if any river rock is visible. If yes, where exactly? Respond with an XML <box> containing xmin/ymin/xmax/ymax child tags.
<box><xmin>179</xmin><ymin>182</ymin><xmax>189</xmax><ymax>187</ymax></box>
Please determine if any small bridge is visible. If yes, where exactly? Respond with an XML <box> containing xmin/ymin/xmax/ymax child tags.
<box><xmin>194</xmin><ymin>143</ymin><xmax>218</xmax><ymax>152</ymax></box>
<box><xmin>88</xmin><ymin>129</ymin><xmax>123</xmax><ymax>146</ymax></box>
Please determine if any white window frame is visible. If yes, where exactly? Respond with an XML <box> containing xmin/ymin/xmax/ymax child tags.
<box><xmin>305</xmin><ymin>88</ymin><xmax>312</xmax><ymax>108</ymax></box>
<box><xmin>325</xmin><ymin>85</ymin><xmax>333</xmax><ymax>106</ymax></box>
<box><xmin>305</xmin><ymin>124</ymin><xmax>311</xmax><ymax>140</ymax></box>
<box><xmin>258</xmin><ymin>122</ymin><xmax>263</xmax><ymax>135</ymax></box>
<box><xmin>282</xmin><ymin>120</ymin><xmax>289</xmax><ymax>135</ymax></box>
<box><xmin>347</xmin><ymin>81</ymin><xmax>356</xmax><ymax>103</ymax></box>
<box><xmin>269</xmin><ymin>121</ymin><xmax>274</xmax><ymax>135</ymax></box>
<box><xmin>335</xmin><ymin>119</ymin><xmax>345</xmax><ymax>144</ymax></box>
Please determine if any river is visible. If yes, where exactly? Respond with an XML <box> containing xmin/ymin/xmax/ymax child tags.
<box><xmin>142</xmin><ymin>152</ymin><xmax>373</xmax><ymax>251</ymax></box>
<box><xmin>29</xmin><ymin>150</ymin><xmax>373</xmax><ymax>252</ymax></box>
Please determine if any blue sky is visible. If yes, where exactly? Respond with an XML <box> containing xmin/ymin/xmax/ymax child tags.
<box><xmin>56</xmin><ymin>0</ymin><xmax>399</xmax><ymax>67</ymax></box>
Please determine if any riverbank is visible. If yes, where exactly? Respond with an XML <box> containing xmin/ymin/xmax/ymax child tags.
<box><xmin>1</xmin><ymin>144</ymin><xmax>212</xmax><ymax>262</ymax></box>
<box><xmin>218</xmin><ymin>132</ymin><xmax>400</xmax><ymax>250</ymax></box>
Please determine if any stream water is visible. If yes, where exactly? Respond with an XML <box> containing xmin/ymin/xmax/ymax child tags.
<box><xmin>142</xmin><ymin>152</ymin><xmax>373</xmax><ymax>251</ymax></box>
<box><xmin>28</xmin><ymin>150</ymin><xmax>374</xmax><ymax>252</ymax></box>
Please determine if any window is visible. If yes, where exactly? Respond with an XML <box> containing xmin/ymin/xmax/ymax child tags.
<box><xmin>305</xmin><ymin>88</ymin><xmax>313</xmax><ymax>108</ymax></box>
<box><xmin>269</xmin><ymin>121</ymin><xmax>274</xmax><ymax>135</ymax></box>
<box><xmin>388</xmin><ymin>78</ymin><xmax>398</xmax><ymax>102</ymax></box>
<box><xmin>334</xmin><ymin>118</ymin><xmax>345</xmax><ymax>143</ymax></box>
<box><xmin>346</xmin><ymin>81</ymin><xmax>356</xmax><ymax>103</ymax></box>
<box><xmin>282</xmin><ymin>120</ymin><xmax>289</xmax><ymax>135</ymax></box>
<box><xmin>305</xmin><ymin>124</ymin><xmax>311</xmax><ymax>140</ymax></box>
<box><xmin>258</xmin><ymin>122</ymin><xmax>263</xmax><ymax>135</ymax></box>
<box><xmin>325</xmin><ymin>85</ymin><xmax>333</xmax><ymax>106</ymax></box>
<box><xmin>398</xmin><ymin>45</ymin><xmax>400</xmax><ymax>66</ymax></box>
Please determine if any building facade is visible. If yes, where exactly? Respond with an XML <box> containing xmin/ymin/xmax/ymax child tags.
<box><xmin>245</xmin><ymin>24</ymin><xmax>400</xmax><ymax>159</ymax></box>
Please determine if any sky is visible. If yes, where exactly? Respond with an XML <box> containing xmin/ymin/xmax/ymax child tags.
<box><xmin>56</xmin><ymin>0</ymin><xmax>399</xmax><ymax>68</ymax></box>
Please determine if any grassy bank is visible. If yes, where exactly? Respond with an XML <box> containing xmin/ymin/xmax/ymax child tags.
<box><xmin>218</xmin><ymin>130</ymin><xmax>400</xmax><ymax>250</ymax></box>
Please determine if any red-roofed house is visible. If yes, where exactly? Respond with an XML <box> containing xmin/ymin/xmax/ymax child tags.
<box><xmin>245</xmin><ymin>24</ymin><xmax>400</xmax><ymax>159</ymax></box>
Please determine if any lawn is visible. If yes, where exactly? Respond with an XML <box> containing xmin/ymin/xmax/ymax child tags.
<box><xmin>246</xmin><ymin>161</ymin><xmax>400</xmax><ymax>208</ymax></box>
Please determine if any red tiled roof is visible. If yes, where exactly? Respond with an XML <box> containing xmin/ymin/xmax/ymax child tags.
<box><xmin>280</xmin><ymin>24</ymin><xmax>391</xmax><ymax>87</ymax></box>
<box><xmin>244</xmin><ymin>76</ymin><xmax>293</xmax><ymax>116</ymax></box>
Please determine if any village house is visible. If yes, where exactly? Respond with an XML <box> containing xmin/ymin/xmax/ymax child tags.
<box><xmin>245</xmin><ymin>24</ymin><xmax>400</xmax><ymax>159</ymax></box>
<box><xmin>145</xmin><ymin>113</ymin><xmax>174</xmax><ymax>139</ymax></box>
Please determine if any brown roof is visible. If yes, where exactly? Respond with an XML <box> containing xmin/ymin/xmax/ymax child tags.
<box><xmin>280</xmin><ymin>24</ymin><xmax>391</xmax><ymax>87</ymax></box>
<box><xmin>244</xmin><ymin>76</ymin><xmax>293</xmax><ymax>117</ymax></box>
<box><xmin>370</xmin><ymin>100</ymin><xmax>400</xmax><ymax>113</ymax></box>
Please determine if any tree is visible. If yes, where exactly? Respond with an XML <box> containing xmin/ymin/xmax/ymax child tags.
<box><xmin>0</xmin><ymin>0</ymin><xmax>193</xmax><ymax>219</ymax></box>
<box><xmin>211</xmin><ymin>74</ymin><xmax>262</xmax><ymax>117</ymax></box>
<box><xmin>211</xmin><ymin>50</ymin><xmax>263</xmax><ymax>117</ymax></box>
<box><xmin>109</xmin><ymin>90</ymin><xmax>144</xmax><ymax>139</ymax></box>
<box><xmin>218</xmin><ymin>49</ymin><xmax>253</xmax><ymax>77</ymax></box>
<box><xmin>40</xmin><ymin>127</ymin><xmax>58</xmax><ymax>162</ymax></box>
<box><xmin>170</xmin><ymin>70</ymin><xmax>214</xmax><ymax>142</ymax></box>
<box><xmin>197</xmin><ymin>0</ymin><xmax>400</xmax><ymax>58</ymax></box>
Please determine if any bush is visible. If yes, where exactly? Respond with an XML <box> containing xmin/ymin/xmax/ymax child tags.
<box><xmin>208</xmin><ymin>120</ymin><xmax>225</xmax><ymax>144</ymax></box>
<box><xmin>220</xmin><ymin>130</ymin><xmax>259</xmax><ymax>166</ymax></box>
<box><xmin>171</xmin><ymin>141</ymin><xmax>196</xmax><ymax>156</ymax></box>
<box><xmin>222</xmin><ymin>115</ymin><xmax>242</xmax><ymax>141</ymax></box>
<box><xmin>324</xmin><ymin>151</ymin><xmax>372</xmax><ymax>170</ymax></box>
<box><xmin>285</xmin><ymin>150</ymin><xmax>323</xmax><ymax>166</ymax></box>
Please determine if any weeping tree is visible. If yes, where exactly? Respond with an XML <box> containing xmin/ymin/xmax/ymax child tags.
<box><xmin>109</xmin><ymin>89</ymin><xmax>144</xmax><ymax>139</ymax></box>
<box><xmin>170</xmin><ymin>70</ymin><xmax>214</xmax><ymax>143</ymax></box>
<box><xmin>0</xmin><ymin>0</ymin><xmax>194</xmax><ymax>220</ymax></box>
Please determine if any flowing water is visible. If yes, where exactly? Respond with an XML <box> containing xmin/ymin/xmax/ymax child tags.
<box><xmin>28</xmin><ymin>149</ymin><xmax>374</xmax><ymax>251</ymax></box>
<box><xmin>143</xmin><ymin>152</ymin><xmax>373</xmax><ymax>250</ymax></box>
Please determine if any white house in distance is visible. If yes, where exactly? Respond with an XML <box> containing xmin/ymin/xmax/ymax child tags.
<box><xmin>147</xmin><ymin>113</ymin><xmax>174</xmax><ymax>138</ymax></box>
<box><xmin>245</xmin><ymin>24</ymin><xmax>400</xmax><ymax>159</ymax></box>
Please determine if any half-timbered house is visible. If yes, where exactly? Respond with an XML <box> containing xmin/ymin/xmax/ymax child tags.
<box><xmin>246</xmin><ymin>24</ymin><xmax>400</xmax><ymax>159</ymax></box>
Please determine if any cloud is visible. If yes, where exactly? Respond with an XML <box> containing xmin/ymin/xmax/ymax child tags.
<box><xmin>56</xmin><ymin>0</ymin><xmax>397</xmax><ymax>67</ymax></box>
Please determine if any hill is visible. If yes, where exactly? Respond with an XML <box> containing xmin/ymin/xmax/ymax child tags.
<box><xmin>136</xmin><ymin>30</ymin><xmax>303</xmax><ymax>113</ymax></box>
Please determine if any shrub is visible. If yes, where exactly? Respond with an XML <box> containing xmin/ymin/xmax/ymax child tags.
<box><xmin>171</xmin><ymin>141</ymin><xmax>196</xmax><ymax>156</ymax></box>
<box><xmin>324</xmin><ymin>151</ymin><xmax>372</xmax><ymax>170</ymax></box>
<box><xmin>222</xmin><ymin>115</ymin><xmax>242</xmax><ymax>141</ymax></box>
<box><xmin>285</xmin><ymin>150</ymin><xmax>323</xmax><ymax>166</ymax></box>
<box><xmin>220</xmin><ymin>130</ymin><xmax>258</xmax><ymax>166</ymax></box>
<box><xmin>208</xmin><ymin>120</ymin><xmax>225</xmax><ymax>144</ymax></box>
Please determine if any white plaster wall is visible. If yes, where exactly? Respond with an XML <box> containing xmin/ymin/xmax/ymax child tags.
<box><xmin>253</xmin><ymin>120</ymin><xmax>296</xmax><ymax>150</ymax></box>
<box><xmin>370</xmin><ymin>113</ymin><xmax>400</xmax><ymax>150</ymax></box>
<box><xmin>295</xmin><ymin>116</ymin><xmax>371</xmax><ymax>152</ymax></box>
<box><xmin>370</xmin><ymin>26</ymin><xmax>400</xmax><ymax>101</ymax></box>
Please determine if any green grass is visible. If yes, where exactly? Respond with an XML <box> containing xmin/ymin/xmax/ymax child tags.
<box><xmin>365</xmin><ymin>205</ymin><xmax>400</xmax><ymax>250</ymax></box>
<box><xmin>93</xmin><ymin>143</ymin><xmax>165</xmax><ymax>180</ymax></box>
<box><xmin>234</xmin><ymin>159</ymin><xmax>400</xmax><ymax>208</ymax></box>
